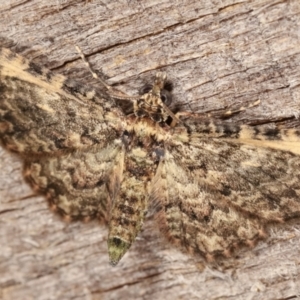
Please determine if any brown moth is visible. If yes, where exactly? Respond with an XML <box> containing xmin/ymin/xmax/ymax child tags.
<box><xmin>1</xmin><ymin>47</ymin><xmax>300</xmax><ymax>266</ymax></box>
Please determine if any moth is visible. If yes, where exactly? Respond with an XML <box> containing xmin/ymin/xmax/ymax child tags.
<box><xmin>1</xmin><ymin>47</ymin><xmax>300</xmax><ymax>266</ymax></box>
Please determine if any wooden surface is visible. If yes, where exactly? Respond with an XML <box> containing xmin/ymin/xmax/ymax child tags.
<box><xmin>1</xmin><ymin>0</ymin><xmax>300</xmax><ymax>299</ymax></box>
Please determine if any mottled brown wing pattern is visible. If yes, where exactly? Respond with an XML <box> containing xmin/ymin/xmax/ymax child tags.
<box><xmin>0</xmin><ymin>48</ymin><xmax>124</xmax><ymax>154</ymax></box>
<box><xmin>23</xmin><ymin>141</ymin><xmax>124</xmax><ymax>221</ymax></box>
<box><xmin>2</xmin><ymin>46</ymin><xmax>300</xmax><ymax>266</ymax></box>
<box><xmin>0</xmin><ymin>48</ymin><xmax>131</xmax><ymax>262</ymax></box>
<box><xmin>0</xmin><ymin>48</ymin><xmax>168</xmax><ymax>265</ymax></box>
<box><xmin>151</xmin><ymin>119</ymin><xmax>300</xmax><ymax>259</ymax></box>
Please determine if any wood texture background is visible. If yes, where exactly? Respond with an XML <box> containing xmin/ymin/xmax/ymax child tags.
<box><xmin>1</xmin><ymin>0</ymin><xmax>300</xmax><ymax>299</ymax></box>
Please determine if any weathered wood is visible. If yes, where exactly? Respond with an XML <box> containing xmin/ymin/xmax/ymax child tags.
<box><xmin>1</xmin><ymin>0</ymin><xmax>300</xmax><ymax>299</ymax></box>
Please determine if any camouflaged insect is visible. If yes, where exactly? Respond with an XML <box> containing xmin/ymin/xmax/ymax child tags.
<box><xmin>1</xmin><ymin>47</ymin><xmax>300</xmax><ymax>266</ymax></box>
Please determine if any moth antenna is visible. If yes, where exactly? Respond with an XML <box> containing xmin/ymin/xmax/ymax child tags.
<box><xmin>75</xmin><ymin>45</ymin><xmax>141</xmax><ymax>102</ymax></box>
<box><xmin>223</xmin><ymin>99</ymin><xmax>261</xmax><ymax>117</ymax></box>
<box><xmin>75</xmin><ymin>45</ymin><xmax>112</xmax><ymax>90</ymax></box>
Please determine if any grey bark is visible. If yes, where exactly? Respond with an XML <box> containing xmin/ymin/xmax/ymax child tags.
<box><xmin>0</xmin><ymin>0</ymin><xmax>300</xmax><ymax>299</ymax></box>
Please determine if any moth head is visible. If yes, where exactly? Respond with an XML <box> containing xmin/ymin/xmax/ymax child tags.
<box><xmin>134</xmin><ymin>72</ymin><xmax>173</xmax><ymax>122</ymax></box>
<box><xmin>109</xmin><ymin>72</ymin><xmax>180</xmax><ymax>125</ymax></box>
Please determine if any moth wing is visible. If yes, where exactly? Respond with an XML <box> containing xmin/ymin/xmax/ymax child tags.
<box><xmin>0</xmin><ymin>47</ymin><xmax>124</xmax><ymax>154</ymax></box>
<box><xmin>150</xmin><ymin>121</ymin><xmax>300</xmax><ymax>259</ymax></box>
<box><xmin>24</xmin><ymin>141</ymin><xmax>124</xmax><ymax>221</ymax></box>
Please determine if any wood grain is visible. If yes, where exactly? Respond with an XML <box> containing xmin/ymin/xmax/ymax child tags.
<box><xmin>1</xmin><ymin>0</ymin><xmax>300</xmax><ymax>299</ymax></box>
